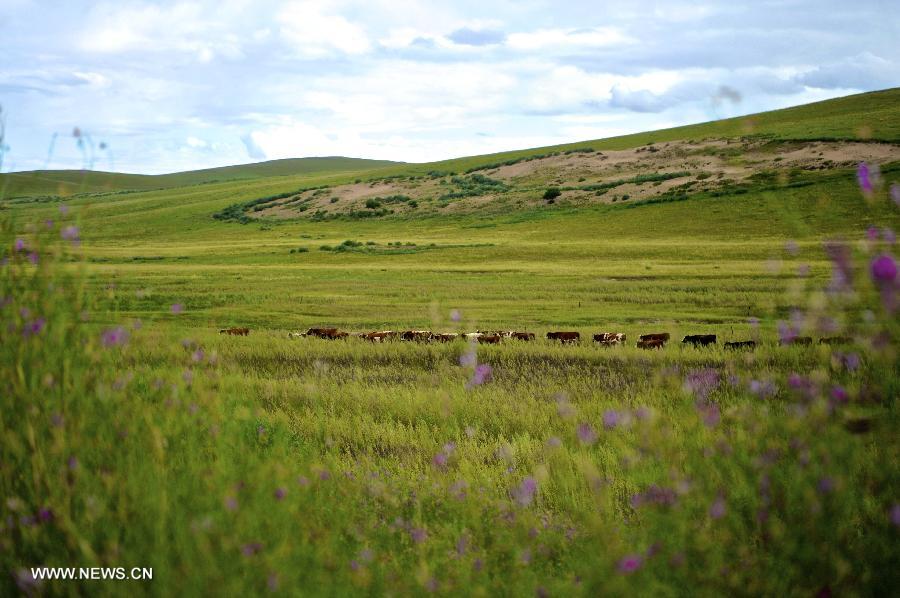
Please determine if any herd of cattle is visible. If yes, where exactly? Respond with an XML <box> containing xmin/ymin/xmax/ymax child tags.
<box><xmin>220</xmin><ymin>326</ymin><xmax>853</xmax><ymax>349</ymax></box>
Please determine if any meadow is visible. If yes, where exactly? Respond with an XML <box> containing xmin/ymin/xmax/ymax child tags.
<box><xmin>1</xmin><ymin>89</ymin><xmax>899</xmax><ymax>596</ymax></box>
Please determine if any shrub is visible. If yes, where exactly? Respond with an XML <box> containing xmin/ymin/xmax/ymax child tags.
<box><xmin>365</xmin><ymin>199</ymin><xmax>381</xmax><ymax>209</ymax></box>
<box><xmin>543</xmin><ymin>187</ymin><xmax>562</xmax><ymax>201</ymax></box>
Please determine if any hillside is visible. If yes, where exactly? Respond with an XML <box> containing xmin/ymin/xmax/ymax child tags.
<box><xmin>0</xmin><ymin>156</ymin><xmax>399</xmax><ymax>199</ymax></box>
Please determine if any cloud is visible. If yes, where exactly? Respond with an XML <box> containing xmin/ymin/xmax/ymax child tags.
<box><xmin>447</xmin><ymin>27</ymin><xmax>506</xmax><ymax>46</ymax></box>
<box><xmin>277</xmin><ymin>1</ymin><xmax>371</xmax><ymax>57</ymax></box>
<box><xmin>506</xmin><ymin>27</ymin><xmax>634</xmax><ymax>51</ymax></box>
<box><xmin>797</xmin><ymin>52</ymin><xmax>899</xmax><ymax>90</ymax></box>
<box><xmin>1</xmin><ymin>0</ymin><xmax>896</xmax><ymax>173</ymax></box>
<box><xmin>241</xmin><ymin>133</ymin><xmax>267</xmax><ymax>160</ymax></box>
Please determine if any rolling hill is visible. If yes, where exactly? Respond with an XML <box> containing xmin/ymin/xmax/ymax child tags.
<box><xmin>0</xmin><ymin>156</ymin><xmax>399</xmax><ymax>199</ymax></box>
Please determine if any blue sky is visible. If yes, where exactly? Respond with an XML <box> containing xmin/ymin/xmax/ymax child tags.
<box><xmin>1</xmin><ymin>0</ymin><xmax>898</xmax><ymax>174</ymax></box>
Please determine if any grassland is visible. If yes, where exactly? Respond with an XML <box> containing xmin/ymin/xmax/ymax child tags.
<box><xmin>1</xmin><ymin>88</ymin><xmax>899</xmax><ymax>596</ymax></box>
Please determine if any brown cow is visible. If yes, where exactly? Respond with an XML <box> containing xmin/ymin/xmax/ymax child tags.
<box><xmin>476</xmin><ymin>334</ymin><xmax>502</xmax><ymax>344</ymax></box>
<box><xmin>724</xmin><ymin>340</ymin><xmax>756</xmax><ymax>350</ymax></box>
<box><xmin>400</xmin><ymin>330</ymin><xmax>433</xmax><ymax>342</ymax></box>
<box><xmin>780</xmin><ymin>336</ymin><xmax>812</xmax><ymax>346</ymax></box>
<box><xmin>359</xmin><ymin>330</ymin><xmax>398</xmax><ymax>342</ymax></box>
<box><xmin>593</xmin><ymin>332</ymin><xmax>626</xmax><ymax>346</ymax></box>
<box><xmin>305</xmin><ymin>327</ymin><xmax>348</xmax><ymax>340</ymax></box>
<box><xmin>639</xmin><ymin>333</ymin><xmax>670</xmax><ymax>343</ymax></box>
<box><xmin>507</xmin><ymin>332</ymin><xmax>535</xmax><ymax>341</ymax></box>
<box><xmin>682</xmin><ymin>334</ymin><xmax>716</xmax><ymax>347</ymax></box>
<box><xmin>431</xmin><ymin>333</ymin><xmax>459</xmax><ymax>343</ymax></box>
<box><xmin>637</xmin><ymin>338</ymin><xmax>666</xmax><ymax>350</ymax></box>
<box><xmin>818</xmin><ymin>336</ymin><xmax>852</xmax><ymax>346</ymax></box>
<box><xmin>547</xmin><ymin>331</ymin><xmax>580</xmax><ymax>343</ymax></box>
<box><xmin>220</xmin><ymin>327</ymin><xmax>250</xmax><ymax>336</ymax></box>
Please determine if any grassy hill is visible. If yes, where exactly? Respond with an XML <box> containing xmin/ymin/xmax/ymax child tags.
<box><xmin>0</xmin><ymin>156</ymin><xmax>399</xmax><ymax>199</ymax></box>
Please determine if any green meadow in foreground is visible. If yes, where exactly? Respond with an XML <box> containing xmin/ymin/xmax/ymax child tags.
<box><xmin>1</xmin><ymin>89</ymin><xmax>899</xmax><ymax>595</ymax></box>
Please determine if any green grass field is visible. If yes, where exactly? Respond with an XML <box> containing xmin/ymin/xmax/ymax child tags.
<box><xmin>2</xmin><ymin>89</ymin><xmax>899</xmax><ymax>596</ymax></box>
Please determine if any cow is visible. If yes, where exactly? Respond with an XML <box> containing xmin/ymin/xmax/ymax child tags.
<box><xmin>637</xmin><ymin>338</ymin><xmax>666</xmax><ymax>350</ymax></box>
<box><xmin>682</xmin><ymin>334</ymin><xmax>716</xmax><ymax>347</ymax></box>
<box><xmin>593</xmin><ymin>332</ymin><xmax>626</xmax><ymax>346</ymax></box>
<box><xmin>220</xmin><ymin>327</ymin><xmax>250</xmax><ymax>336</ymax></box>
<box><xmin>780</xmin><ymin>336</ymin><xmax>813</xmax><ymax>346</ymax></box>
<box><xmin>362</xmin><ymin>330</ymin><xmax>398</xmax><ymax>343</ymax></box>
<box><xmin>476</xmin><ymin>334</ymin><xmax>502</xmax><ymax>344</ymax></box>
<box><xmin>400</xmin><ymin>330</ymin><xmax>433</xmax><ymax>342</ymax></box>
<box><xmin>818</xmin><ymin>336</ymin><xmax>852</xmax><ymax>346</ymax></box>
<box><xmin>724</xmin><ymin>340</ymin><xmax>756</xmax><ymax>350</ymax></box>
<box><xmin>507</xmin><ymin>332</ymin><xmax>536</xmax><ymax>341</ymax></box>
<box><xmin>639</xmin><ymin>333</ymin><xmax>670</xmax><ymax>343</ymax></box>
<box><xmin>304</xmin><ymin>327</ymin><xmax>348</xmax><ymax>340</ymax></box>
<box><xmin>431</xmin><ymin>333</ymin><xmax>459</xmax><ymax>343</ymax></box>
<box><xmin>547</xmin><ymin>331</ymin><xmax>580</xmax><ymax>343</ymax></box>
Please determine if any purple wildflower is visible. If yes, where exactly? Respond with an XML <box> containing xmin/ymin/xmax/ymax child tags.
<box><xmin>23</xmin><ymin>318</ymin><xmax>46</xmax><ymax>338</ymax></box>
<box><xmin>697</xmin><ymin>402</ymin><xmax>721</xmax><ymax>427</ymax></box>
<box><xmin>458</xmin><ymin>344</ymin><xmax>477</xmax><ymax>367</ymax></box>
<box><xmin>191</xmin><ymin>349</ymin><xmax>204</xmax><ymax>363</ymax></box>
<box><xmin>617</xmin><ymin>554</ymin><xmax>643</xmax><ymax>574</ymax></box>
<box><xmin>824</xmin><ymin>240</ymin><xmax>853</xmax><ymax>292</ymax></box>
<box><xmin>274</xmin><ymin>487</ymin><xmax>287</xmax><ymax>500</ymax></box>
<box><xmin>546</xmin><ymin>436</ymin><xmax>562</xmax><ymax>448</ymax></box>
<box><xmin>709</xmin><ymin>497</ymin><xmax>726</xmax><ymax>519</ymax></box>
<box><xmin>602</xmin><ymin>410</ymin><xmax>620</xmax><ymax>429</ymax></box>
<box><xmin>241</xmin><ymin>542</ymin><xmax>263</xmax><ymax>556</ymax></box>
<box><xmin>857</xmin><ymin>162</ymin><xmax>873</xmax><ymax>193</ymax></box>
<box><xmin>61</xmin><ymin>225</ymin><xmax>79</xmax><ymax>243</ymax></box>
<box><xmin>467</xmin><ymin>363</ymin><xmax>492</xmax><ymax>388</ymax></box>
<box><xmin>817</xmin><ymin>477</ymin><xmax>835</xmax><ymax>495</ymax></box>
<box><xmin>27</xmin><ymin>252</ymin><xmax>38</xmax><ymax>265</ymax></box>
<box><xmin>224</xmin><ymin>496</ymin><xmax>238</xmax><ymax>511</ymax></box>
<box><xmin>101</xmin><ymin>326</ymin><xmax>129</xmax><ymax>348</ymax></box>
<box><xmin>59</xmin><ymin>204</ymin><xmax>69</xmax><ymax>215</ymax></box>
<box><xmin>777</xmin><ymin>321</ymin><xmax>800</xmax><ymax>344</ymax></box>
<box><xmin>432</xmin><ymin>451</ymin><xmax>448</xmax><ymax>469</ymax></box>
<box><xmin>14</xmin><ymin>569</ymin><xmax>41</xmax><ymax>593</ymax></box>
<box><xmin>576</xmin><ymin>422</ymin><xmax>596</xmax><ymax>445</ymax></box>
<box><xmin>171</xmin><ymin>303</ymin><xmax>184</xmax><ymax>314</ymax></box>
<box><xmin>455</xmin><ymin>534</ymin><xmax>468</xmax><ymax>556</ymax></box>
<box><xmin>14</xmin><ymin>238</ymin><xmax>25</xmax><ymax>252</ymax></box>
<box><xmin>684</xmin><ymin>368</ymin><xmax>719</xmax><ymax>401</ymax></box>
<box><xmin>884</xmin><ymin>228</ymin><xmax>896</xmax><ymax>245</ymax></box>
<box><xmin>45</xmin><ymin>219</ymin><xmax>54</xmax><ymax>229</ymax></box>
<box><xmin>871</xmin><ymin>254</ymin><xmax>897</xmax><ymax>285</ymax></box>
<box><xmin>830</xmin><ymin>386</ymin><xmax>849</xmax><ymax>406</ymax></box>
<box><xmin>890</xmin><ymin>504</ymin><xmax>900</xmax><ymax>527</ymax></box>
<box><xmin>512</xmin><ymin>477</ymin><xmax>538</xmax><ymax>506</ymax></box>
<box><xmin>450</xmin><ymin>309</ymin><xmax>461</xmax><ymax>322</ymax></box>
<box><xmin>749</xmin><ymin>379</ymin><xmax>777</xmax><ymax>399</ymax></box>
<box><xmin>842</xmin><ymin>353</ymin><xmax>860</xmax><ymax>371</ymax></box>
<box><xmin>409</xmin><ymin>527</ymin><xmax>427</xmax><ymax>544</ymax></box>
<box><xmin>866</xmin><ymin>226</ymin><xmax>880</xmax><ymax>241</ymax></box>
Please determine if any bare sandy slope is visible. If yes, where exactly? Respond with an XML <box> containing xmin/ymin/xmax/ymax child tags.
<box><xmin>254</xmin><ymin>139</ymin><xmax>900</xmax><ymax>219</ymax></box>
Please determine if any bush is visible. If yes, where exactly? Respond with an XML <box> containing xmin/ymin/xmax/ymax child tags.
<box><xmin>543</xmin><ymin>187</ymin><xmax>562</xmax><ymax>201</ymax></box>
<box><xmin>365</xmin><ymin>199</ymin><xmax>381</xmax><ymax>209</ymax></box>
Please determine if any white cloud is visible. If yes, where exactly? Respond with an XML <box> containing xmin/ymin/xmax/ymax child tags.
<box><xmin>506</xmin><ymin>27</ymin><xmax>635</xmax><ymax>51</ymax></box>
<box><xmin>277</xmin><ymin>1</ymin><xmax>371</xmax><ymax>57</ymax></box>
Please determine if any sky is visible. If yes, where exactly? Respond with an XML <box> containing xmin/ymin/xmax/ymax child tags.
<box><xmin>1</xmin><ymin>0</ymin><xmax>898</xmax><ymax>174</ymax></box>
